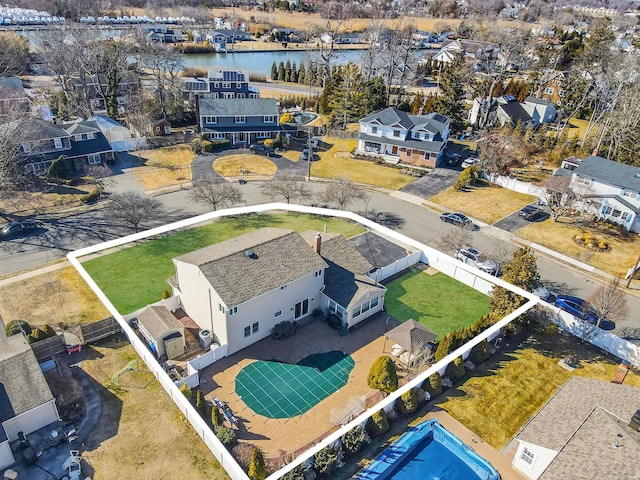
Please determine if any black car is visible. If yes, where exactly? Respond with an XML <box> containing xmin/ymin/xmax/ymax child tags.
<box><xmin>446</xmin><ymin>153</ymin><xmax>461</xmax><ymax>166</ymax></box>
<box><xmin>249</xmin><ymin>144</ymin><xmax>275</xmax><ymax>157</ymax></box>
<box><xmin>0</xmin><ymin>221</ymin><xmax>38</xmax><ymax>240</ymax></box>
<box><xmin>440</xmin><ymin>212</ymin><xmax>472</xmax><ymax>227</ymax></box>
<box><xmin>519</xmin><ymin>205</ymin><xmax>545</xmax><ymax>221</ymax></box>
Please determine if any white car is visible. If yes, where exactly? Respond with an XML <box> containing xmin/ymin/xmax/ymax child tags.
<box><xmin>461</xmin><ymin>157</ymin><xmax>480</xmax><ymax>169</ymax></box>
<box><xmin>455</xmin><ymin>246</ymin><xmax>497</xmax><ymax>275</ymax></box>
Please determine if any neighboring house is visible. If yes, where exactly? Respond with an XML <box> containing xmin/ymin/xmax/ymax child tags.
<box><xmin>68</xmin><ymin>72</ymin><xmax>139</xmax><ymax>114</ymax></box>
<box><xmin>150</xmin><ymin>118</ymin><xmax>172</xmax><ymax>136</ymax></box>
<box><xmin>271</xmin><ymin>27</ymin><xmax>298</xmax><ymax>42</ymax></box>
<box><xmin>539</xmin><ymin>70</ymin><xmax>569</xmax><ymax>105</ymax></box>
<box><xmin>355</xmin><ymin>107</ymin><xmax>451</xmax><ymax>168</ymax></box>
<box><xmin>558</xmin><ymin>155</ymin><xmax>640</xmax><ymax>233</ymax></box>
<box><xmin>20</xmin><ymin>119</ymin><xmax>114</xmax><ymax>174</ymax></box>
<box><xmin>145</xmin><ymin>26</ymin><xmax>183</xmax><ymax>43</ymax></box>
<box><xmin>88</xmin><ymin>114</ymin><xmax>137</xmax><ymax>151</ymax></box>
<box><xmin>512</xmin><ymin>377</ymin><xmax>640</xmax><ymax>480</ymax></box>
<box><xmin>432</xmin><ymin>39</ymin><xmax>497</xmax><ymax>66</ymax></box>
<box><xmin>196</xmin><ymin>97</ymin><xmax>280</xmax><ymax>145</ymax></box>
<box><xmin>473</xmin><ymin>95</ymin><xmax>556</xmax><ymax>128</ymax></box>
<box><xmin>0</xmin><ymin>335</ymin><xmax>61</xmax><ymax>470</ymax></box>
<box><xmin>320</xmin><ymin>32</ymin><xmax>362</xmax><ymax>44</ymax></box>
<box><xmin>207</xmin><ymin>29</ymin><xmax>251</xmax><ymax>44</ymax></box>
<box><xmin>0</xmin><ymin>76</ymin><xmax>30</xmax><ymax>117</ymax></box>
<box><xmin>182</xmin><ymin>67</ymin><xmax>260</xmax><ymax>101</ymax></box>
<box><xmin>137</xmin><ymin>305</ymin><xmax>186</xmax><ymax>360</ymax></box>
<box><xmin>170</xmin><ymin>228</ymin><xmax>385</xmax><ymax>355</ymax></box>
<box><xmin>205</xmin><ymin>31</ymin><xmax>229</xmax><ymax>51</ymax></box>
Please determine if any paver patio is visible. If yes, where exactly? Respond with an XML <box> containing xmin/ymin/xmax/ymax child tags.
<box><xmin>200</xmin><ymin>313</ymin><xmax>401</xmax><ymax>457</ymax></box>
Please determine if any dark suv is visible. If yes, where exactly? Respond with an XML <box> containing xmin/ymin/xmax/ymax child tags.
<box><xmin>249</xmin><ymin>144</ymin><xmax>275</xmax><ymax>157</ymax></box>
<box><xmin>0</xmin><ymin>221</ymin><xmax>38</xmax><ymax>240</ymax></box>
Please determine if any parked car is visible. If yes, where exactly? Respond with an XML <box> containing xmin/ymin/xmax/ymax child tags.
<box><xmin>300</xmin><ymin>148</ymin><xmax>310</xmax><ymax>160</ymax></box>
<box><xmin>446</xmin><ymin>153</ymin><xmax>461</xmax><ymax>166</ymax></box>
<box><xmin>440</xmin><ymin>212</ymin><xmax>472</xmax><ymax>227</ymax></box>
<box><xmin>554</xmin><ymin>295</ymin><xmax>615</xmax><ymax>330</ymax></box>
<box><xmin>531</xmin><ymin>282</ymin><xmax>551</xmax><ymax>301</ymax></box>
<box><xmin>461</xmin><ymin>157</ymin><xmax>480</xmax><ymax>169</ymax></box>
<box><xmin>519</xmin><ymin>205</ymin><xmax>546</xmax><ymax>221</ymax></box>
<box><xmin>455</xmin><ymin>246</ymin><xmax>497</xmax><ymax>275</ymax></box>
<box><xmin>249</xmin><ymin>144</ymin><xmax>275</xmax><ymax>157</ymax></box>
<box><xmin>0</xmin><ymin>220</ymin><xmax>38</xmax><ymax>240</ymax></box>
<box><xmin>66</xmin><ymin>344</ymin><xmax>82</xmax><ymax>354</ymax></box>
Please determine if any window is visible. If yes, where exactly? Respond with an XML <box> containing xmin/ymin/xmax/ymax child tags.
<box><xmin>74</xmin><ymin>134</ymin><xmax>83</xmax><ymax>141</ymax></box>
<box><xmin>223</xmin><ymin>92</ymin><xmax>234</xmax><ymax>99</ymax></box>
<box><xmin>315</xmin><ymin>270</ymin><xmax>322</xmax><ymax>277</ymax></box>
<box><xmin>371</xmin><ymin>126</ymin><xmax>378</xmax><ymax>134</ymax></box>
<box><xmin>544</xmin><ymin>87</ymin><xmax>554</xmax><ymax>95</ymax></box>
<box><xmin>204</xmin><ymin>116</ymin><xmax>217</xmax><ymax>124</ymax></box>
<box><xmin>210</xmin><ymin>133</ymin><xmax>225</xmax><ymax>140</ymax></box>
<box><xmin>274</xmin><ymin>310</ymin><xmax>282</xmax><ymax>318</ymax></box>
<box><xmin>371</xmin><ymin>296</ymin><xmax>379</xmax><ymax>308</ymax></box>
<box><xmin>294</xmin><ymin>299</ymin><xmax>309</xmax><ymax>319</ymax></box>
<box><xmin>222</xmin><ymin>82</ymin><xmax>231</xmax><ymax>88</ymax></box>
<box><xmin>603</xmin><ymin>206</ymin><xmax>613</xmax><ymax>215</ymax></box>
<box><xmin>393</xmin><ymin>130</ymin><xmax>400</xmax><ymax>138</ymax></box>
<box><xmin>22</xmin><ymin>142</ymin><xmax>31</xmax><ymax>154</ymax></box>
<box><xmin>237</xmin><ymin>93</ymin><xmax>245</xmax><ymax>98</ymax></box>
<box><xmin>611</xmin><ymin>209</ymin><xmax>622</xmax><ymax>218</ymax></box>
<box><xmin>234</xmin><ymin>116</ymin><xmax>246</xmax><ymax>124</ymax></box>
<box><xmin>623</xmin><ymin>189</ymin><xmax>635</xmax><ymax>198</ymax></box>
<box><xmin>236</xmin><ymin>83</ymin><xmax>242</xmax><ymax>88</ymax></box>
<box><xmin>558</xmin><ymin>90</ymin><xmax>566</xmax><ymax>97</ymax></box>
<box><xmin>353</xmin><ymin>305</ymin><xmax>361</xmax><ymax>318</ymax></box>
<box><xmin>252</xmin><ymin>322</ymin><xmax>259</xmax><ymax>333</ymax></box>
<box><xmin>54</xmin><ymin>138</ymin><xmax>63</xmax><ymax>149</ymax></box>
<box><xmin>214</xmin><ymin>82</ymin><xmax>220</xmax><ymax>88</ymax></box>
<box><xmin>577</xmin><ymin>177</ymin><xmax>591</xmax><ymax>186</ymax></box>
<box><xmin>361</xmin><ymin>302</ymin><xmax>370</xmax><ymax>313</ymax></box>
<box><xmin>229</xmin><ymin>306</ymin><xmax>238</xmax><ymax>315</ymax></box>
<box><xmin>621</xmin><ymin>212</ymin><xmax>629</xmax><ymax>221</ymax></box>
<box><xmin>87</xmin><ymin>132</ymin><xmax>95</xmax><ymax>139</ymax></box>
<box><xmin>244</xmin><ymin>326</ymin><xmax>251</xmax><ymax>337</ymax></box>
<box><xmin>87</xmin><ymin>154</ymin><xmax>101</xmax><ymax>165</ymax></box>
<box><xmin>406</xmin><ymin>149</ymin><xmax>412</xmax><ymax>156</ymax></box>
<box><xmin>263</xmin><ymin>115</ymin><xmax>275</xmax><ymax>123</ymax></box>
<box><xmin>257</xmin><ymin>132</ymin><xmax>271</xmax><ymax>139</ymax></box>
<box><xmin>521</xmin><ymin>447</ymin><xmax>535</xmax><ymax>466</ymax></box>
<box><xmin>219</xmin><ymin>303</ymin><xmax>224</xmax><ymax>312</ymax></box>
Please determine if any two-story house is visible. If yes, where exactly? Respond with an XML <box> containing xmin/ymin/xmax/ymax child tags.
<box><xmin>539</xmin><ymin>70</ymin><xmax>569</xmax><ymax>105</ymax></box>
<box><xmin>0</xmin><ymin>77</ymin><xmax>30</xmax><ymax>117</ymax></box>
<box><xmin>196</xmin><ymin>97</ymin><xmax>280</xmax><ymax>145</ymax></box>
<box><xmin>355</xmin><ymin>107</ymin><xmax>451</xmax><ymax>168</ymax></box>
<box><xmin>68</xmin><ymin>72</ymin><xmax>139</xmax><ymax>114</ymax></box>
<box><xmin>182</xmin><ymin>68</ymin><xmax>260</xmax><ymax>101</ymax></box>
<box><xmin>20</xmin><ymin>119</ymin><xmax>114</xmax><ymax>174</ymax></box>
<box><xmin>170</xmin><ymin>228</ymin><xmax>385</xmax><ymax>355</ymax></box>
<box><xmin>559</xmin><ymin>155</ymin><xmax>640</xmax><ymax>233</ymax></box>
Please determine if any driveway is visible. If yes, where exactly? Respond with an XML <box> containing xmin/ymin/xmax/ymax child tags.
<box><xmin>191</xmin><ymin>148</ymin><xmax>308</xmax><ymax>180</ymax></box>
<box><xmin>400</xmin><ymin>167</ymin><xmax>460</xmax><ymax>199</ymax></box>
<box><xmin>493</xmin><ymin>204</ymin><xmax>551</xmax><ymax>232</ymax></box>
<box><xmin>349</xmin><ymin>232</ymin><xmax>410</xmax><ymax>268</ymax></box>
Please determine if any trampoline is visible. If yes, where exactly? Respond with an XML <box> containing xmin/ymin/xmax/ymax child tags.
<box><xmin>235</xmin><ymin>351</ymin><xmax>354</xmax><ymax>419</ymax></box>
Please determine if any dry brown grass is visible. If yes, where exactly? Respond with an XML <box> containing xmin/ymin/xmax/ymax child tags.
<box><xmin>81</xmin><ymin>339</ymin><xmax>229</xmax><ymax>480</ymax></box>
<box><xmin>430</xmin><ymin>184</ymin><xmax>535</xmax><ymax>224</ymax></box>
<box><xmin>213</xmin><ymin>154</ymin><xmax>277</xmax><ymax>176</ymax></box>
<box><xmin>0</xmin><ymin>184</ymin><xmax>95</xmax><ymax>217</ymax></box>
<box><xmin>0</xmin><ymin>266</ymin><xmax>110</xmax><ymax>328</ymax></box>
<box><xmin>133</xmin><ymin>145</ymin><xmax>195</xmax><ymax>190</ymax></box>
<box><xmin>516</xmin><ymin>218</ymin><xmax>640</xmax><ymax>276</ymax></box>
<box><xmin>311</xmin><ymin>138</ymin><xmax>415</xmax><ymax>190</ymax></box>
<box><xmin>279</xmin><ymin>150</ymin><xmax>301</xmax><ymax>162</ymax></box>
<box><xmin>255</xmin><ymin>87</ymin><xmax>310</xmax><ymax>100</ymax></box>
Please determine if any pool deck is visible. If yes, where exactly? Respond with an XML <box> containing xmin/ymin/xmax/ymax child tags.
<box><xmin>424</xmin><ymin>409</ymin><xmax>528</xmax><ymax>480</ymax></box>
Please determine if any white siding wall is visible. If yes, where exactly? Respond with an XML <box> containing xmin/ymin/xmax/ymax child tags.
<box><xmin>224</xmin><ymin>272</ymin><xmax>324</xmax><ymax>355</ymax></box>
<box><xmin>513</xmin><ymin>440</ymin><xmax>558</xmax><ymax>480</ymax></box>
<box><xmin>359</xmin><ymin>122</ymin><xmax>408</xmax><ymax>141</ymax></box>
<box><xmin>572</xmin><ymin>174</ymin><xmax>640</xmax><ymax>210</ymax></box>
<box><xmin>174</xmin><ymin>260</ymin><xmax>228</xmax><ymax>345</ymax></box>
<box><xmin>2</xmin><ymin>400</ymin><xmax>60</xmax><ymax>441</ymax></box>
<box><xmin>0</xmin><ymin>441</ymin><xmax>14</xmax><ymax>471</ymax></box>
<box><xmin>347</xmin><ymin>293</ymin><xmax>385</xmax><ymax>328</ymax></box>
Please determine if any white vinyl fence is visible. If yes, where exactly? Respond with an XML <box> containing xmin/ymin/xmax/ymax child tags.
<box><xmin>484</xmin><ymin>172</ymin><xmax>545</xmax><ymax>198</ymax></box>
<box><xmin>368</xmin><ymin>251</ymin><xmax>422</xmax><ymax>282</ymax></box>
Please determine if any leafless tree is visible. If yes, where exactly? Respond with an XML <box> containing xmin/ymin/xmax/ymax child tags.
<box><xmin>260</xmin><ymin>173</ymin><xmax>311</xmax><ymax>204</ymax></box>
<box><xmin>84</xmin><ymin>165</ymin><xmax>114</xmax><ymax>195</ymax></box>
<box><xmin>437</xmin><ymin>224</ymin><xmax>473</xmax><ymax>258</ymax></box>
<box><xmin>586</xmin><ymin>277</ymin><xmax>628</xmax><ymax>329</ymax></box>
<box><xmin>189</xmin><ymin>177</ymin><xmax>243</xmax><ymax>211</ymax></box>
<box><xmin>487</xmin><ymin>241</ymin><xmax>515</xmax><ymax>276</ymax></box>
<box><xmin>404</xmin><ymin>347</ymin><xmax>434</xmax><ymax>380</ymax></box>
<box><xmin>0</xmin><ymin>32</ymin><xmax>30</xmax><ymax>77</ymax></box>
<box><xmin>105</xmin><ymin>191</ymin><xmax>163</xmax><ymax>233</ymax></box>
<box><xmin>319</xmin><ymin>176</ymin><xmax>366</xmax><ymax>210</ymax></box>
<box><xmin>540</xmin><ymin>176</ymin><xmax>592</xmax><ymax>222</ymax></box>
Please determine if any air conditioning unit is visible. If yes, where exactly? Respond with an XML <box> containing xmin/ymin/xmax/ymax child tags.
<box><xmin>198</xmin><ymin>329</ymin><xmax>213</xmax><ymax>349</ymax></box>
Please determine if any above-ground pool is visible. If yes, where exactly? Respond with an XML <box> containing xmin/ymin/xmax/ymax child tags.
<box><xmin>294</xmin><ymin>112</ymin><xmax>317</xmax><ymax>124</ymax></box>
<box><xmin>356</xmin><ymin>419</ymin><xmax>500</xmax><ymax>480</ymax></box>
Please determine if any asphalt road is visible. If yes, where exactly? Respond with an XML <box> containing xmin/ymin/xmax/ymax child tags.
<box><xmin>1</xmin><ymin>181</ymin><xmax>639</xmax><ymax>333</ymax></box>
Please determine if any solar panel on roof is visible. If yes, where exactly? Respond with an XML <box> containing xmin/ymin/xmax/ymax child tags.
<box><xmin>432</xmin><ymin>113</ymin><xmax>447</xmax><ymax>123</ymax></box>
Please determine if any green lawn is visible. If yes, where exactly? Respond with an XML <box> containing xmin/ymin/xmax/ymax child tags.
<box><xmin>83</xmin><ymin>213</ymin><xmax>364</xmax><ymax>314</ymax></box>
<box><xmin>383</xmin><ymin>269</ymin><xmax>491</xmax><ymax>339</ymax></box>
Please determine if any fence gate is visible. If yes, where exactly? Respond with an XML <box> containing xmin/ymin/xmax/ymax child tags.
<box><xmin>30</xmin><ymin>335</ymin><xmax>66</xmax><ymax>362</ymax></box>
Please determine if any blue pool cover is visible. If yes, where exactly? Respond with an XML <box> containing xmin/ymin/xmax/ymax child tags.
<box><xmin>356</xmin><ymin>418</ymin><xmax>500</xmax><ymax>480</ymax></box>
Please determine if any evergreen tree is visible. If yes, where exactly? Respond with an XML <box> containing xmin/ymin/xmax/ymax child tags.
<box><xmin>277</xmin><ymin>61</ymin><xmax>285</xmax><ymax>81</ymax></box>
<box><xmin>297</xmin><ymin>63</ymin><xmax>306</xmax><ymax>84</ymax></box>
<box><xmin>367</xmin><ymin>409</ymin><xmax>389</xmax><ymax>436</ymax></box>
<box><xmin>468</xmin><ymin>338</ymin><xmax>491</xmax><ymax>364</ymax></box>
<box><xmin>411</xmin><ymin>92</ymin><xmax>425</xmax><ymax>114</ymax></box>
<box><xmin>423</xmin><ymin>93</ymin><xmax>436</xmax><ymax>114</ymax></box>
<box><xmin>196</xmin><ymin>390</ymin><xmax>205</xmax><ymax>416</ymax></box>
<box><xmin>434</xmin><ymin>53</ymin><xmax>466</xmax><ymax>131</ymax></box>
<box><xmin>490</xmin><ymin>247</ymin><xmax>540</xmax><ymax>321</ymax></box>
<box><xmin>423</xmin><ymin>372</ymin><xmax>442</xmax><ymax>396</ymax></box>
<box><xmin>285</xmin><ymin>59</ymin><xmax>292</xmax><ymax>82</ymax></box>
<box><xmin>493</xmin><ymin>80</ymin><xmax>505</xmax><ymax>98</ymax></box>
<box><xmin>211</xmin><ymin>406</ymin><xmax>222</xmax><ymax>426</ymax></box>
<box><xmin>248</xmin><ymin>448</ymin><xmax>266</xmax><ymax>480</ymax></box>
<box><xmin>270</xmin><ymin>61</ymin><xmax>277</xmax><ymax>81</ymax></box>
<box><xmin>446</xmin><ymin>356</ymin><xmax>466</xmax><ymax>380</ymax></box>
<box><xmin>434</xmin><ymin>333</ymin><xmax>454</xmax><ymax>362</ymax></box>
<box><xmin>367</xmin><ymin>355</ymin><xmax>398</xmax><ymax>393</ymax></box>
<box><xmin>365</xmin><ymin>76</ymin><xmax>387</xmax><ymax>112</ymax></box>
<box><xmin>291</xmin><ymin>61</ymin><xmax>297</xmax><ymax>83</ymax></box>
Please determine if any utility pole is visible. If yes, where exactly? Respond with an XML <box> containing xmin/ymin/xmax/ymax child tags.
<box><xmin>306</xmin><ymin>134</ymin><xmax>313</xmax><ymax>182</ymax></box>
<box><xmin>625</xmin><ymin>251</ymin><xmax>640</xmax><ymax>288</ymax></box>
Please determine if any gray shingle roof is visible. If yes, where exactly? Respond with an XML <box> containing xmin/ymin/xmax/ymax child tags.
<box><xmin>0</xmin><ymin>335</ymin><xmax>55</xmax><ymax>440</ymax></box>
<box><xmin>385</xmin><ymin>319</ymin><xmax>437</xmax><ymax>352</ymax></box>
<box><xmin>498</xmin><ymin>101</ymin><xmax>532</xmax><ymax>124</ymax></box>
<box><xmin>137</xmin><ymin>305</ymin><xmax>184</xmax><ymax>340</ymax></box>
<box><xmin>198</xmin><ymin>98</ymin><xmax>279</xmax><ymax>117</ymax></box>
<box><xmin>525</xmin><ymin>96</ymin><xmax>551</xmax><ymax>106</ymax></box>
<box><xmin>64</xmin><ymin>121</ymin><xmax>100</xmax><ymax>135</ymax></box>
<box><xmin>575</xmin><ymin>155</ymin><xmax>640</xmax><ymax>192</ymax></box>
<box><xmin>359</xmin><ymin>108</ymin><xmax>450</xmax><ymax>134</ymax></box>
<box><xmin>175</xmin><ymin>228</ymin><xmax>328</xmax><ymax>307</ymax></box>
<box><xmin>517</xmin><ymin>376</ymin><xmax>640</xmax><ymax>479</ymax></box>
<box><xmin>21</xmin><ymin>118</ymin><xmax>69</xmax><ymax>142</ymax></box>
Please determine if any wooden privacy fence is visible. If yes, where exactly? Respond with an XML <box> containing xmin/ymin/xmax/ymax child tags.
<box><xmin>31</xmin><ymin>335</ymin><xmax>66</xmax><ymax>362</ymax></box>
<box><xmin>80</xmin><ymin>317</ymin><xmax>121</xmax><ymax>344</ymax></box>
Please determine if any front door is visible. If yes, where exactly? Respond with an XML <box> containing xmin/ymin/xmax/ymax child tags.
<box><xmin>391</xmin><ymin>146</ymin><xmax>398</xmax><ymax>155</ymax></box>
<box><xmin>294</xmin><ymin>299</ymin><xmax>309</xmax><ymax>319</ymax></box>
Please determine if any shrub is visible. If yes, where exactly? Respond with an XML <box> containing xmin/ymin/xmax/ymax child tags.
<box><xmin>179</xmin><ymin>383</ymin><xmax>192</xmax><ymax>400</ymax></box>
<box><xmin>231</xmin><ymin>443</ymin><xmax>255</xmax><ymax>470</ymax></box>
<box><xmin>280</xmin><ymin>112</ymin><xmax>295</xmax><ymax>124</ymax></box>
<box><xmin>196</xmin><ymin>390</ymin><xmax>206</xmax><ymax>415</ymax></box>
<box><xmin>367</xmin><ymin>409</ymin><xmax>389</xmax><ymax>437</ymax></box>
<box><xmin>4</xmin><ymin>319</ymin><xmax>32</xmax><ymax>337</ymax></box>
<box><xmin>248</xmin><ymin>447</ymin><xmax>266</xmax><ymax>480</ymax></box>
<box><xmin>162</xmin><ymin>290</ymin><xmax>171</xmax><ymax>299</ymax></box>
<box><xmin>423</xmin><ymin>372</ymin><xmax>442</xmax><ymax>396</ymax></box>
<box><xmin>209</xmin><ymin>139</ymin><xmax>230</xmax><ymax>148</ymax></box>
<box><xmin>214</xmin><ymin>425</ymin><xmax>237</xmax><ymax>447</ymax></box>
<box><xmin>280</xmin><ymin>463</ymin><xmax>308</xmax><ymax>480</ymax></box>
<box><xmin>41</xmin><ymin>324</ymin><xmax>56</xmax><ymax>338</ymax></box>
<box><xmin>313</xmin><ymin>444</ymin><xmax>343</xmax><ymax>476</ymax></box>
<box><xmin>341</xmin><ymin>425</ymin><xmax>370</xmax><ymax>455</ymax></box>
<box><xmin>47</xmin><ymin>156</ymin><xmax>73</xmax><ymax>179</ymax></box>
<box><xmin>191</xmin><ymin>136</ymin><xmax>214</xmax><ymax>154</ymax></box>
<box><xmin>468</xmin><ymin>339</ymin><xmax>491</xmax><ymax>364</ymax></box>
<box><xmin>396</xmin><ymin>388</ymin><xmax>420</xmax><ymax>415</ymax></box>
<box><xmin>367</xmin><ymin>356</ymin><xmax>398</xmax><ymax>393</ymax></box>
<box><xmin>211</xmin><ymin>406</ymin><xmax>222</xmax><ymax>427</ymax></box>
<box><xmin>263</xmin><ymin>138</ymin><xmax>275</xmax><ymax>148</ymax></box>
<box><xmin>446</xmin><ymin>356</ymin><xmax>466</xmax><ymax>381</ymax></box>
<box><xmin>80</xmin><ymin>189</ymin><xmax>101</xmax><ymax>204</ymax></box>
<box><xmin>26</xmin><ymin>328</ymin><xmax>48</xmax><ymax>344</ymax></box>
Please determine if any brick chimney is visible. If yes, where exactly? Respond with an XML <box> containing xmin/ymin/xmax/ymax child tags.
<box><xmin>313</xmin><ymin>232</ymin><xmax>321</xmax><ymax>255</ymax></box>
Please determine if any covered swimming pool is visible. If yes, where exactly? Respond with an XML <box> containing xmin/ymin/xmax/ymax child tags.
<box><xmin>356</xmin><ymin>418</ymin><xmax>500</xmax><ymax>480</ymax></box>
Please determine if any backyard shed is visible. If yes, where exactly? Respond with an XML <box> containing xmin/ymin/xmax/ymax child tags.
<box><xmin>150</xmin><ymin>118</ymin><xmax>172</xmax><ymax>136</ymax></box>
<box><xmin>137</xmin><ymin>306</ymin><xmax>186</xmax><ymax>360</ymax></box>
<box><xmin>385</xmin><ymin>319</ymin><xmax>437</xmax><ymax>364</ymax></box>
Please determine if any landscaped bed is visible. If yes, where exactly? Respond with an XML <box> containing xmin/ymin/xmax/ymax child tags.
<box><xmin>383</xmin><ymin>269</ymin><xmax>491</xmax><ymax>339</ymax></box>
<box><xmin>213</xmin><ymin>154</ymin><xmax>277</xmax><ymax>176</ymax></box>
<box><xmin>82</xmin><ymin>213</ymin><xmax>365</xmax><ymax>314</ymax></box>
<box><xmin>430</xmin><ymin>183</ymin><xmax>536</xmax><ymax>224</ymax></box>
